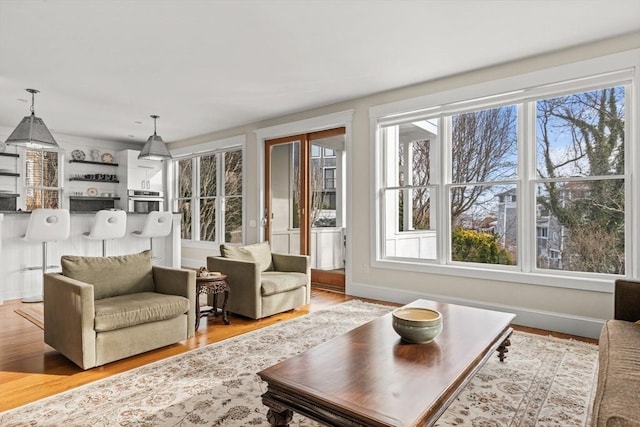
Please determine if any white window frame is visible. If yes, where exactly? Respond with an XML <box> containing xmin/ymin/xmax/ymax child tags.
<box><xmin>370</xmin><ymin>49</ymin><xmax>639</xmax><ymax>293</ymax></box>
<box><xmin>171</xmin><ymin>135</ymin><xmax>246</xmax><ymax>249</ymax></box>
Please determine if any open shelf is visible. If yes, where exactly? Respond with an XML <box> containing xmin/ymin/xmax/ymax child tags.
<box><xmin>69</xmin><ymin>159</ymin><xmax>119</xmax><ymax>167</ymax></box>
<box><xmin>69</xmin><ymin>178</ymin><xmax>119</xmax><ymax>183</ymax></box>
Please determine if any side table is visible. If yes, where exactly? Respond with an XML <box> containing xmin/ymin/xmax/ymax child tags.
<box><xmin>195</xmin><ymin>274</ymin><xmax>230</xmax><ymax>328</ymax></box>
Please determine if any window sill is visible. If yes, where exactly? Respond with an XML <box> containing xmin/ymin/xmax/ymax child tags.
<box><xmin>372</xmin><ymin>258</ymin><xmax>615</xmax><ymax>293</ymax></box>
<box><xmin>181</xmin><ymin>240</ymin><xmax>219</xmax><ymax>250</ymax></box>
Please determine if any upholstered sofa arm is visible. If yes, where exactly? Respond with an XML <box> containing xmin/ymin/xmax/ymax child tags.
<box><xmin>208</xmin><ymin>256</ymin><xmax>262</xmax><ymax>319</ymax></box>
<box><xmin>43</xmin><ymin>273</ymin><xmax>96</xmax><ymax>370</ymax></box>
<box><xmin>614</xmin><ymin>279</ymin><xmax>640</xmax><ymax>322</ymax></box>
<box><xmin>272</xmin><ymin>253</ymin><xmax>310</xmax><ymax>274</ymax></box>
<box><xmin>153</xmin><ymin>266</ymin><xmax>197</xmax><ymax>338</ymax></box>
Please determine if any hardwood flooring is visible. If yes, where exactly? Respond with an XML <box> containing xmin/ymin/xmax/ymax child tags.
<box><xmin>0</xmin><ymin>289</ymin><xmax>597</xmax><ymax>413</ymax></box>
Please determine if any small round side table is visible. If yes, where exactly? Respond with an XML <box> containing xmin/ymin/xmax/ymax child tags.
<box><xmin>195</xmin><ymin>273</ymin><xmax>230</xmax><ymax>328</ymax></box>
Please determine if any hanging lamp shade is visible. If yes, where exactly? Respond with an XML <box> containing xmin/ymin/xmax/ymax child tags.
<box><xmin>6</xmin><ymin>89</ymin><xmax>59</xmax><ymax>149</ymax></box>
<box><xmin>138</xmin><ymin>115</ymin><xmax>172</xmax><ymax>160</ymax></box>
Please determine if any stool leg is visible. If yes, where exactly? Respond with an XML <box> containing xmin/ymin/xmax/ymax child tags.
<box><xmin>22</xmin><ymin>242</ymin><xmax>46</xmax><ymax>303</ymax></box>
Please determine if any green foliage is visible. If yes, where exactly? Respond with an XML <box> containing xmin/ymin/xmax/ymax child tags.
<box><xmin>451</xmin><ymin>228</ymin><xmax>514</xmax><ymax>265</ymax></box>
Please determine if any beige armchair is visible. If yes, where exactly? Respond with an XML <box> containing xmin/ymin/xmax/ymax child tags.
<box><xmin>207</xmin><ymin>242</ymin><xmax>310</xmax><ymax>320</ymax></box>
<box><xmin>44</xmin><ymin>250</ymin><xmax>195</xmax><ymax>370</ymax></box>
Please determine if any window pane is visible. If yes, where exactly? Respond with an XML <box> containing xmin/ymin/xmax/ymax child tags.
<box><xmin>385</xmin><ymin>121</ymin><xmax>435</xmax><ymax>187</ymax></box>
<box><xmin>199</xmin><ymin>198</ymin><xmax>216</xmax><ymax>241</ymax></box>
<box><xmin>311</xmin><ymin>145</ymin><xmax>321</xmax><ymax>158</ymax></box>
<box><xmin>200</xmin><ymin>155</ymin><xmax>216</xmax><ymax>197</ymax></box>
<box><xmin>224</xmin><ymin>196</ymin><xmax>242</xmax><ymax>243</ymax></box>
<box><xmin>177</xmin><ymin>159</ymin><xmax>192</xmax><ymax>198</ymax></box>
<box><xmin>178</xmin><ymin>199</ymin><xmax>192</xmax><ymax>239</ymax></box>
<box><xmin>25</xmin><ymin>150</ymin><xmax>59</xmax><ymax>187</ymax></box>
<box><xmin>383</xmin><ymin>188</ymin><xmax>437</xmax><ymax>260</ymax></box>
<box><xmin>451</xmin><ymin>184</ymin><xmax>516</xmax><ymax>265</ymax></box>
<box><xmin>536</xmin><ymin>86</ymin><xmax>624</xmax><ymax>178</ymax></box>
<box><xmin>535</xmin><ymin>180</ymin><xmax>624</xmax><ymax>274</ymax></box>
<box><xmin>224</xmin><ymin>150</ymin><xmax>242</xmax><ymax>196</ymax></box>
<box><xmin>451</xmin><ymin>105</ymin><xmax>517</xmax><ymax>183</ymax></box>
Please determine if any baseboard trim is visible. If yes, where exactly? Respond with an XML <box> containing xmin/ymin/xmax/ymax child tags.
<box><xmin>348</xmin><ymin>281</ymin><xmax>604</xmax><ymax>339</ymax></box>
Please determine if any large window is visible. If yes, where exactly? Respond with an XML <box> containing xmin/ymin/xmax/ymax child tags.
<box><xmin>25</xmin><ymin>149</ymin><xmax>61</xmax><ymax>210</ymax></box>
<box><xmin>176</xmin><ymin>149</ymin><xmax>243</xmax><ymax>244</ymax></box>
<box><xmin>376</xmin><ymin>71</ymin><xmax>630</xmax><ymax>284</ymax></box>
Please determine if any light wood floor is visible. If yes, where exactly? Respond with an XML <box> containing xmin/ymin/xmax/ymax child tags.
<box><xmin>0</xmin><ymin>289</ymin><xmax>597</xmax><ymax>413</ymax></box>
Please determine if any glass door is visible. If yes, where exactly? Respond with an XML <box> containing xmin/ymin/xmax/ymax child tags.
<box><xmin>265</xmin><ymin>127</ymin><xmax>346</xmax><ymax>291</ymax></box>
<box><xmin>265</xmin><ymin>137</ymin><xmax>309</xmax><ymax>256</ymax></box>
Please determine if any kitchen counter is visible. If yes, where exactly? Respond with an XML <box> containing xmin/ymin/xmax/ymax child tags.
<box><xmin>0</xmin><ymin>212</ymin><xmax>181</xmax><ymax>303</ymax></box>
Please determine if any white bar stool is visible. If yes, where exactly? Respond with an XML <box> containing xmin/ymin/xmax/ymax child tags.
<box><xmin>83</xmin><ymin>210</ymin><xmax>127</xmax><ymax>256</ymax></box>
<box><xmin>22</xmin><ymin>208</ymin><xmax>71</xmax><ymax>303</ymax></box>
<box><xmin>131</xmin><ymin>211</ymin><xmax>173</xmax><ymax>256</ymax></box>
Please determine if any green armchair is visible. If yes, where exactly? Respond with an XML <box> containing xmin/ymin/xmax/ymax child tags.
<box><xmin>44</xmin><ymin>250</ymin><xmax>196</xmax><ymax>370</ymax></box>
<box><xmin>207</xmin><ymin>242</ymin><xmax>311</xmax><ymax>320</ymax></box>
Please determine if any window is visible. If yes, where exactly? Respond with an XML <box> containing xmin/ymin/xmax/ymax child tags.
<box><xmin>375</xmin><ymin>70</ymin><xmax>630</xmax><ymax>284</ymax></box>
<box><xmin>323</xmin><ymin>167</ymin><xmax>336</xmax><ymax>190</ymax></box>
<box><xmin>175</xmin><ymin>149</ymin><xmax>243</xmax><ymax>244</ymax></box>
<box><xmin>323</xmin><ymin>147</ymin><xmax>335</xmax><ymax>157</ymax></box>
<box><xmin>25</xmin><ymin>149</ymin><xmax>61</xmax><ymax>210</ymax></box>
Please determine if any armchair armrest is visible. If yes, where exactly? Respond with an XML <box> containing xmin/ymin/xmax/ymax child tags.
<box><xmin>614</xmin><ymin>279</ymin><xmax>640</xmax><ymax>322</ymax></box>
<box><xmin>153</xmin><ymin>266</ymin><xmax>197</xmax><ymax>338</ymax></box>
<box><xmin>271</xmin><ymin>252</ymin><xmax>310</xmax><ymax>275</ymax></box>
<box><xmin>208</xmin><ymin>256</ymin><xmax>262</xmax><ymax>319</ymax></box>
<box><xmin>43</xmin><ymin>272</ymin><xmax>96</xmax><ymax>370</ymax></box>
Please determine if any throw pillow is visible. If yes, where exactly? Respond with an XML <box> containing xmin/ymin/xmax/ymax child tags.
<box><xmin>61</xmin><ymin>250</ymin><xmax>155</xmax><ymax>300</ymax></box>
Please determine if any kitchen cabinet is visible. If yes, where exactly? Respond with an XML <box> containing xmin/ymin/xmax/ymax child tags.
<box><xmin>116</xmin><ymin>149</ymin><xmax>163</xmax><ymax>192</ymax></box>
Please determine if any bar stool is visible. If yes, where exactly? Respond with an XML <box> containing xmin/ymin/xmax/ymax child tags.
<box><xmin>22</xmin><ymin>208</ymin><xmax>71</xmax><ymax>303</ymax></box>
<box><xmin>131</xmin><ymin>211</ymin><xmax>173</xmax><ymax>256</ymax></box>
<box><xmin>83</xmin><ymin>210</ymin><xmax>127</xmax><ymax>256</ymax></box>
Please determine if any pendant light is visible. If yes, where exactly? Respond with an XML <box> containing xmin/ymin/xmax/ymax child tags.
<box><xmin>138</xmin><ymin>114</ymin><xmax>172</xmax><ymax>160</ymax></box>
<box><xmin>6</xmin><ymin>89</ymin><xmax>59</xmax><ymax>149</ymax></box>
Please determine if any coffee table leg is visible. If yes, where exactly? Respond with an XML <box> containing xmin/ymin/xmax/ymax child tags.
<box><xmin>266</xmin><ymin>407</ymin><xmax>293</xmax><ymax>427</ymax></box>
<box><xmin>222</xmin><ymin>289</ymin><xmax>230</xmax><ymax>325</ymax></box>
<box><xmin>497</xmin><ymin>332</ymin><xmax>512</xmax><ymax>362</ymax></box>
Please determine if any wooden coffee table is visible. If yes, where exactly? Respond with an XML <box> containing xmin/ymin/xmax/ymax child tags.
<box><xmin>258</xmin><ymin>299</ymin><xmax>515</xmax><ymax>427</ymax></box>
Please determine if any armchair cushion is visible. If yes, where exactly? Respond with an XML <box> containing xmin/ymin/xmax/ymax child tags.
<box><xmin>94</xmin><ymin>292</ymin><xmax>190</xmax><ymax>332</ymax></box>
<box><xmin>220</xmin><ymin>242</ymin><xmax>274</xmax><ymax>272</ymax></box>
<box><xmin>261</xmin><ymin>272</ymin><xmax>308</xmax><ymax>296</ymax></box>
<box><xmin>61</xmin><ymin>250</ymin><xmax>154</xmax><ymax>299</ymax></box>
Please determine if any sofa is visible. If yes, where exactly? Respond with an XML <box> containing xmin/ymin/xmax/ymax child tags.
<box><xmin>207</xmin><ymin>242</ymin><xmax>310</xmax><ymax>320</ymax></box>
<box><xmin>44</xmin><ymin>250</ymin><xmax>196</xmax><ymax>370</ymax></box>
<box><xmin>591</xmin><ymin>279</ymin><xmax>640</xmax><ymax>426</ymax></box>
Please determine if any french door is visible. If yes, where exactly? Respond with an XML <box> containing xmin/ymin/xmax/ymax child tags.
<box><xmin>265</xmin><ymin>127</ymin><xmax>346</xmax><ymax>289</ymax></box>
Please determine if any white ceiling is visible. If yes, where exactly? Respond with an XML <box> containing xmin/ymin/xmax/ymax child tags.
<box><xmin>1</xmin><ymin>0</ymin><xmax>639</xmax><ymax>145</ymax></box>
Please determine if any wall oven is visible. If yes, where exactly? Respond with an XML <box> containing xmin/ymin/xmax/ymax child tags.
<box><xmin>127</xmin><ymin>190</ymin><xmax>165</xmax><ymax>213</ymax></box>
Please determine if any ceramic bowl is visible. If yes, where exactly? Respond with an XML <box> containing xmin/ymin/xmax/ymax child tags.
<box><xmin>392</xmin><ymin>307</ymin><xmax>443</xmax><ymax>343</ymax></box>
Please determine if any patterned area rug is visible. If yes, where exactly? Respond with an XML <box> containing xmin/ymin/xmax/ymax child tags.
<box><xmin>14</xmin><ymin>303</ymin><xmax>44</xmax><ymax>330</ymax></box>
<box><xmin>0</xmin><ymin>300</ymin><xmax>598</xmax><ymax>426</ymax></box>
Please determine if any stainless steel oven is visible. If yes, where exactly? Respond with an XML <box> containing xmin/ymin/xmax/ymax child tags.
<box><xmin>127</xmin><ymin>190</ymin><xmax>164</xmax><ymax>213</ymax></box>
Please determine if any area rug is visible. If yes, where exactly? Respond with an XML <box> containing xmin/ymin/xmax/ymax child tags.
<box><xmin>0</xmin><ymin>300</ymin><xmax>598</xmax><ymax>426</ymax></box>
<box><xmin>13</xmin><ymin>303</ymin><xmax>44</xmax><ymax>330</ymax></box>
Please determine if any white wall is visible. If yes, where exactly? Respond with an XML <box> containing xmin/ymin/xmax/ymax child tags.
<box><xmin>171</xmin><ymin>33</ymin><xmax>640</xmax><ymax>338</ymax></box>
